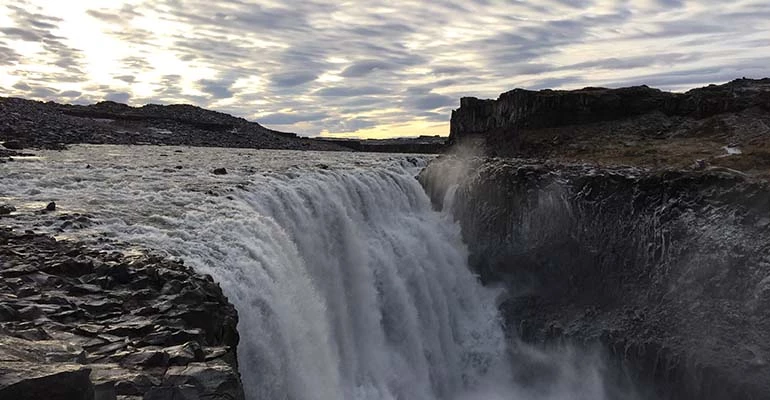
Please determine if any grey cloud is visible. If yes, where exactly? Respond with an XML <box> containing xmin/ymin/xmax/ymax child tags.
<box><xmin>324</xmin><ymin>117</ymin><xmax>378</xmax><ymax>133</ymax></box>
<box><xmin>12</xmin><ymin>82</ymin><xmax>30</xmax><ymax>91</ymax></box>
<box><xmin>30</xmin><ymin>86</ymin><xmax>59</xmax><ymax>98</ymax></box>
<box><xmin>86</xmin><ymin>7</ymin><xmax>142</xmax><ymax>24</ymax></box>
<box><xmin>115</xmin><ymin>75</ymin><xmax>136</xmax><ymax>83</ymax></box>
<box><xmin>270</xmin><ymin>72</ymin><xmax>317</xmax><ymax>87</ymax></box>
<box><xmin>411</xmin><ymin>94</ymin><xmax>455</xmax><ymax>110</ymax></box>
<box><xmin>3</xmin><ymin>0</ymin><xmax>768</xmax><ymax>137</ymax></box>
<box><xmin>105</xmin><ymin>92</ymin><xmax>131</xmax><ymax>103</ymax></box>
<box><xmin>60</xmin><ymin>90</ymin><xmax>82</xmax><ymax>98</ymax></box>
<box><xmin>260</xmin><ymin>112</ymin><xmax>329</xmax><ymax>125</ymax></box>
<box><xmin>199</xmin><ymin>79</ymin><xmax>234</xmax><ymax>99</ymax></box>
<box><xmin>340</xmin><ymin>60</ymin><xmax>395</xmax><ymax>77</ymax></box>
<box><xmin>528</xmin><ymin>76</ymin><xmax>585</xmax><ymax>90</ymax></box>
<box><xmin>0</xmin><ymin>27</ymin><xmax>43</xmax><ymax>41</ymax></box>
<box><xmin>315</xmin><ymin>86</ymin><xmax>390</xmax><ymax>97</ymax></box>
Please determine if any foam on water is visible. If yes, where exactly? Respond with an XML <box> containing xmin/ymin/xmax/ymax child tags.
<box><xmin>0</xmin><ymin>145</ymin><xmax>634</xmax><ymax>400</ymax></box>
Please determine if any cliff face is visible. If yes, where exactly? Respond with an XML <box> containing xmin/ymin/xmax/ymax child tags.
<box><xmin>450</xmin><ymin>78</ymin><xmax>770</xmax><ymax>140</ymax></box>
<box><xmin>447</xmin><ymin>79</ymin><xmax>770</xmax><ymax>175</ymax></box>
<box><xmin>419</xmin><ymin>156</ymin><xmax>770</xmax><ymax>400</ymax></box>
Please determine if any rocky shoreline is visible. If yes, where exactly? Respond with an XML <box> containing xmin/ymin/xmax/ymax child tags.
<box><xmin>0</xmin><ymin>222</ymin><xmax>243</xmax><ymax>400</ymax></box>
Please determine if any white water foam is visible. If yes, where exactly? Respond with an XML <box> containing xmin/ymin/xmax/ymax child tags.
<box><xmin>0</xmin><ymin>145</ymin><xmax>635</xmax><ymax>400</ymax></box>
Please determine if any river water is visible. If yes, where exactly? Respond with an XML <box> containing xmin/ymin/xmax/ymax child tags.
<box><xmin>0</xmin><ymin>145</ymin><xmax>632</xmax><ymax>400</ymax></box>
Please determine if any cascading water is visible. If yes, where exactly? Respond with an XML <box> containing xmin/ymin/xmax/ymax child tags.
<box><xmin>159</xmin><ymin>161</ymin><xmax>510</xmax><ymax>399</ymax></box>
<box><xmin>0</xmin><ymin>145</ymin><xmax>635</xmax><ymax>400</ymax></box>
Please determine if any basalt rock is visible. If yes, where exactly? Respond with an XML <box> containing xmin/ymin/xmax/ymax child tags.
<box><xmin>420</xmin><ymin>156</ymin><xmax>770</xmax><ymax>400</ymax></box>
<box><xmin>447</xmin><ymin>79</ymin><xmax>770</xmax><ymax>171</ymax></box>
<box><xmin>0</xmin><ymin>228</ymin><xmax>244</xmax><ymax>400</ymax></box>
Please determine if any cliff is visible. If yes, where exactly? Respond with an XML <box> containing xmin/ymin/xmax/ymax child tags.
<box><xmin>448</xmin><ymin>78</ymin><xmax>770</xmax><ymax>175</ymax></box>
<box><xmin>419</xmin><ymin>157</ymin><xmax>770</xmax><ymax>400</ymax></box>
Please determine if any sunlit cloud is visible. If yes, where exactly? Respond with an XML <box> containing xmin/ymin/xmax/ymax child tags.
<box><xmin>1</xmin><ymin>0</ymin><xmax>769</xmax><ymax>138</ymax></box>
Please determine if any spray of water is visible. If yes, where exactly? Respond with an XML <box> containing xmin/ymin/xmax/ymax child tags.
<box><xmin>0</xmin><ymin>146</ymin><xmax>643</xmax><ymax>400</ymax></box>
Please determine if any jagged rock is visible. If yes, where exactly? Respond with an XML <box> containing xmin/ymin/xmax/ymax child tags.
<box><xmin>46</xmin><ymin>202</ymin><xmax>56</xmax><ymax>211</ymax></box>
<box><xmin>0</xmin><ymin>363</ymin><xmax>94</xmax><ymax>400</ymax></box>
<box><xmin>118</xmin><ymin>350</ymin><xmax>170</xmax><ymax>368</ymax></box>
<box><xmin>0</xmin><ymin>204</ymin><xmax>15</xmax><ymax>215</ymax></box>
<box><xmin>165</xmin><ymin>341</ymin><xmax>204</xmax><ymax>365</ymax></box>
<box><xmin>0</xmin><ymin>229</ymin><xmax>243</xmax><ymax>399</ymax></box>
<box><xmin>211</xmin><ymin>168</ymin><xmax>227</xmax><ymax>175</ymax></box>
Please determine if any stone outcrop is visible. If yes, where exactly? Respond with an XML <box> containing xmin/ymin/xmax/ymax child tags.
<box><xmin>450</xmin><ymin>78</ymin><xmax>770</xmax><ymax>142</ymax></box>
<box><xmin>447</xmin><ymin>79</ymin><xmax>770</xmax><ymax>176</ymax></box>
<box><xmin>0</xmin><ymin>97</ymin><xmax>350</xmax><ymax>152</ymax></box>
<box><xmin>0</xmin><ymin>227</ymin><xmax>243</xmax><ymax>400</ymax></box>
<box><xmin>420</xmin><ymin>156</ymin><xmax>770</xmax><ymax>400</ymax></box>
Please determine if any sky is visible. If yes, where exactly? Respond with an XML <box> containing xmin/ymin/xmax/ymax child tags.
<box><xmin>1</xmin><ymin>1</ymin><xmax>769</xmax><ymax>138</ymax></box>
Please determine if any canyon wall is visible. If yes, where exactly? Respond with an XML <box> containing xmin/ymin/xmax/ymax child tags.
<box><xmin>420</xmin><ymin>157</ymin><xmax>770</xmax><ymax>400</ymax></box>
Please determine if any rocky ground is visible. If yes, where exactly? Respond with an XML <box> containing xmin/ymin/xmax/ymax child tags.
<box><xmin>0</xmin><ymin>210</ymin><xmax>243</xmax><ymax>399</ymax></box>
<box><xmin>0</xmin><ymin>97</ymin><xmax>350</xmax><ymax>152</ymax></box>
<box><xmin>449</xmin><ymin>78</ymin><xmax>770</xmax><ymax>177</ymax></box>
<box><xmin>0</xmin><ymin>97</ymin><xmax>446</xmax><ymax>154</ymax></box>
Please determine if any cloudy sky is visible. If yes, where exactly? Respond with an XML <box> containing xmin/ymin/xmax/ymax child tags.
<box><xmin>1</xmin><ymin>1</ymin><xmax>768</xmax><ymax>138</ymax></box>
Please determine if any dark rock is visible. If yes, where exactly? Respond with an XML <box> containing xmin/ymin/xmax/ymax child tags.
<box><xmin>420</xmin><ymin>157</ymin><xmax>770</xmax><ymax>399</ymax></box>
<box><xmin>0</xmin><ymin>365</ymin><xmax>94</xmax><ymax>400</ymax></box>
<box><xmin>46</xmin><ymin>202</ymin><xmax>56</xmax><ymax>211</ymax></box>
<box><xmin>211</xmin><ymin>168</ymin><xmax>227</xmax><ymax>175</ymax></box>
<box><xmin>166</xmin><ymin>341</ymin><xmax>204</xmax><ymax>365</ymax></box>
<box><xmin>0</xmin><ymin>229</ymin><xmax>243</xmax><ymax>399</ymax></box>
<box><xmin>2</xmin><ymin>140</ymin><xmax>25</xmax><ymax>150</ymax></box>
<box><xmin>0</xmin><ymin>204</ymin><xmax>15</xmax><ymax>215</ymax></box>
<box><xmin>0</xmin><ymin>304</ymin><xmax>19</xmax><ymax>321</ymax></box>
<box><xmin>118</xmin><ymin>350</ymin><xmax>170</xmax><ymax>368</ymax></box>
<box><xmin>448</xmin><ymin>78</ymin><xmax>770</xmax><ymax>161</ymax></box>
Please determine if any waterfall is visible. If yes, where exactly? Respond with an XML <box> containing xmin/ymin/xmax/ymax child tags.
<box><xmin>106</xmin><ymin>159</ymin><xmax>510</xmax><ymax>399</ymax></box>
<box><xmin>1</xmin><ymin>147</ymin><xmax>636</xmax><ymax>399</ymax></box>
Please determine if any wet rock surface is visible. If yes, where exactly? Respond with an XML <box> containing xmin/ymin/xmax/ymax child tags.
<box><xmin>0</xmin><ymin>228</ymin><xmax>243</xmax><ymax>400</ymax></box>
<box><xmin>420</xmin><ymin>156</ymin><xmax>770</xmax><ymax>400</ymax></box>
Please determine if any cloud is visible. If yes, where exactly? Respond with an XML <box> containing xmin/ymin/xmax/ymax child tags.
<box><xmin>259</xmin><ymin>111</ymin><xmax>329</xmax><ymax>125</ymax></box>
<box><xmin>1</xmin><ymin>0</ymin><xmax>768</xmax><ymax>137</ymax></box>
<box><xmin>340</xmin><ymin>60</ymin><xmax>395</xmax><ymax>77</ymax></box>
<box><xmin>270</xmin><ymin>71</ymin><xmax>318</xmax><ymax>87</ymax></box>
<box><xmin>314</xmin><ymin>86</ymin><xmax>390</xmax><ymax>97</ymax></box>
<box><xmin>410</xmin><ymin>93</ymin><xmax>455</xmax><ymax>110</ymax></box>
<box><xmin>105</xmin><ymin>92</ymin><xmax>131</xmax><ymax>103</ymax></box>
<box><xmin>198</xmin><ymin>79</ymin><xmax>234</xmax><ymax>99</ymax></box>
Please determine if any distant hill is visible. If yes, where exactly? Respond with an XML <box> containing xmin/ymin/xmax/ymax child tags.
<box><xmin>0</xmin><ymin>97</ymin><xmax>346</xmax><ymax>151</ymax></box>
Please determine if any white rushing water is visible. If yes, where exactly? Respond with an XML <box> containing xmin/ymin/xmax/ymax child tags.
<box><xmin>0</xmin><ymin>145</ymin><xmax>632</xmax><ymax>400</ymax></box>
